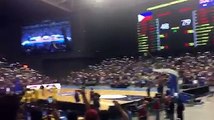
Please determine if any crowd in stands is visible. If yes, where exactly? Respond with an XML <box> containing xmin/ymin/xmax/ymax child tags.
<box><xmin>65</xmin><ymin>52</ymin><xmax>214</xmax><ymax>87</ymax></box>
<box><xmin>0</xmin><ymin>51</ymin><xmax>213</xmax><ymax>91</ymax></box>
<box><xmin>11</xmin><ymin>87</ymin><xmax>185</xmax><ymax>120</ymax></box>
<box><xmin>0</xmin><ymin>52</ymin><xmax>213</xmax><ymax>120</ymax></box>
<box><xmin>0</xmin><ymin>58</ymin><xmax>56</xmax><ymax>93</ymax></box>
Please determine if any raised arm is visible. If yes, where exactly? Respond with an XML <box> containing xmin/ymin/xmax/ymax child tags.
<box><xmin>78</xmin><ymin>89</ymin><xmax>90</xmax><ymax>110</ymax></box>
<box><xmin>113</xmin><ymin>101</ymin><xmax>129</xmax><ymax>120</ymax></box>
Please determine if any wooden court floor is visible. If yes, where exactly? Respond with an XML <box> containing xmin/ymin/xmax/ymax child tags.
<box><xmin>38</xmin><ymin>88</ymin><xmax>156</xmax><ymax>110</ymax></box>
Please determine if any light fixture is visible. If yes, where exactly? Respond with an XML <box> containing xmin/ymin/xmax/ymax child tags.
<box><xmin>147</xmin><ymin>0</ymin><xmax>188</xmax><ymax>11</ymax></box>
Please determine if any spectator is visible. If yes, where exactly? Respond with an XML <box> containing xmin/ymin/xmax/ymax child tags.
<box><xmin>138</xmin><ymin>101</ymin><xmax>148</xmax><ymax>120</ymax></box>
<box><xmin>157</xmin><ymin>84</ymin><xmax>164</xmax><ymax>96</ymax></box>
<box><xmin>168</xmin><ymin>97</ymin><xmax>175</xmax><ymax>120</ymax></box>
<box><xmin>177</xmin><ymin>99</ymin><xmax>185</xmax><ymax>120</ymax></box>
<box><xmin>90</xmin><ymin>88</ymin><xmax>95</xmax><ymax>103</ymax></box>
<box><xmin>146</xmin><ymin>84</ymin><xmax>151</xmax><ymax>97</ymax></box>
<box><xmin>164</xmin><ymin>96</ymin><xmax>170</xmax><ymax>119</ymax></box>
<box><xmin>153</xmin><ymin>98</ymin><xmax>160</xmax><ymax>120</ymax></box>
<box><xmin>99</xmin><ymin>110</ymin><xmax>109</xmax><ymax>120</ymax></box>
<box><xmin>113</xmin><ymin>101</ymin><xmax>129</xmax><ymax>120</ymax></box>
<box><xmin>0</xmin><ymin>51</ymin><xmax>214</xmax><ymax>120</ymax></box>
<box><xmin>74</xmin><ymin>90</ymin><xmax>80</xmax><ymax>103</ymax></box>
<box><xmin>67</xmin><ymin>110</ymin><xmax>78</xmax><ymax>120</ymax></box>
<box><xmin>78</xmin><ymin>89</ymin><xmax>99</xmax><ymax>120</ymax></box>
<box><xmin>93</xmin><ymin>93</ymin><xmax>101</xmax><ymax>111</ymax></box>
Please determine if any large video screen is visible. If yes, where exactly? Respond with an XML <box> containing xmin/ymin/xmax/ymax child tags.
<box><xmin>21</xmin><ymin>21</ymin><xmax>72</xmax><ymax>54</ymax></box>
<box><xmin>137</xmin><ymin>0</ymin><xmax>214</xmax><ymax>54</ymax></box>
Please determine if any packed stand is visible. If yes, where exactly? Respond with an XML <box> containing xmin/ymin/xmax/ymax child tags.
<box><xmin>0</xmin><ymin>58</ymin><xmax>56</xmax><ymax>94</ymax></box>
<box><xmin>65</xmin><ymin>52</ymin><xmax>214</xmax><ymax>87</ymax></box>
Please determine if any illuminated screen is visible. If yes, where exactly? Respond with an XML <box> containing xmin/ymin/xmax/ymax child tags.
<box><xmin>21</xmin><ymin>21</ymin><xmax>72</xmax><ymax>54</ymax></box>
<box><xmin>137</xmin><ymin>0</ymin><xmax>214</xmax><ymax>54</ymax></box>
<box><xmin>199</xmin><ymin>0</ymin><xmax>214</xmax><ymax>8</ymax></box>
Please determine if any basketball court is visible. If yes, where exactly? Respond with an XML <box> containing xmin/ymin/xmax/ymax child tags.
<box><xmin>38</xmin><ymin>86</ymin><xmax>157</xmax><ymax>110</ymax></box>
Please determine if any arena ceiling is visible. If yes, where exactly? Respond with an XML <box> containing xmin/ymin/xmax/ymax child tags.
<box><xmin>0</xmin><ymin>0</ymin><xmax>161</xmax><ymax>25</ymax></box>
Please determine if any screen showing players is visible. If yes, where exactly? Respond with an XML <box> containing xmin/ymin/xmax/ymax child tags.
<box><xmin>21</xmin><ymin>21</ymin><xmax>72</xmax><ymax>54</ymax></box>
<box><xmin>137</xmin><ymin>0</ymin><xmax>214</xmax><ymax>54</ymax></box>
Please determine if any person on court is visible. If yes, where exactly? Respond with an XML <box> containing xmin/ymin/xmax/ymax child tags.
<box><xmin>90</xmin><ymin>88</ymin><xmax>95</xmax><ymax>103</ymax></box>
<box><xmin>74</xmin><ymin>90</ymin><xmax>80</xmax><ymax>103</ymax></box>
<box><xmin>40</xmin><ymin>85</ymin><xmax>45</xmax><ymax>97</ymax></box>
<box><xmin>51</xmin><ymin>85</ymin><xmax>58</xmax><ymax>100</ymax></box>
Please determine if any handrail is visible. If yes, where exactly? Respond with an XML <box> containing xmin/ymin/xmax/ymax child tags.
<box><xmin>183</xmin><ymin>85</ymin><xmax>209</xmax><ymax>91</ymax></box>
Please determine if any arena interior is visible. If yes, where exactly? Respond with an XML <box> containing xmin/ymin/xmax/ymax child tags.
<box><xmin>0</xmin><ymin>0</ymin><xmax>214</xmax><ymax>120</ymax></box>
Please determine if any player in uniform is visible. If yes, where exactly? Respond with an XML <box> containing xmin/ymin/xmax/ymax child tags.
<box><xmin>90</xmin><ymin>88</ymin><xmax>95</xmax><ymax>103</ymax></box>
<box><xmin>51</xmin><ymin>85</ymin><xmax>58</xmax><ymax>100</ymax></box>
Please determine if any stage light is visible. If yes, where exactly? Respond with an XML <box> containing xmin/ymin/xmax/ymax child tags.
<box><xmin>171</xmin><ymin>27</ymin><xmax>180</xmax><ymax>30</ymax></box>
<box><xmin>173</xmin><ymin>30</ymin><xmax>178</xmax><ymax>33</ymax></box>
<box><xmin>139</xmin><ymin>50</ymin><xmax>148</xmax><ymax>52</ymax></box>
<box><xmin>198</xmin><ymin>36</ymin><xmax>209</xmax><ymax>39</ymax></box>
<box><xmin>187</xmin><ymin>30</ymin><xmax>194</xmax><ymax>33</ymax></box>
<box><xmin>139</xmin><ymin>40</ymin><xmax>148</xmax><ymax>42</ymax></box>
<box><xmin>159</xmin><ymin>34</ymin><xmax>165</xmax><ymax>38</ymax></box>
<box><xmin>142</xmin><ymin>44</ymin><xmax>149</xmax><ymax>47</ymax></box>
<box><xmin>189</xmin><ymin>43</ymin><xmax>194</xmax><ymax>46</ymax></box>
<box><xmin>197</xmin><ymin>43</ymin><xmax>207</xmax><ymax>46</ymax></box>
<box><xmin>197</xmin><ymin>39</ymin><xmax>208</xmax><ymax>43</ymax></box>
<box><xmin>160</xmin><ymin>46</ymin><xmax>165</xmax><ymax>49</ymax></box>
<box><xmin>201</xmin><ymin>40</ymin><xmax>209</xmax><ymax>42</ymax></box>
<box><xmin>147</xmin><ymin>0</ymin><xmax>188</xmax><ymax>11</ymax></box>
<box><xmin>196</xmin><ymin>26</ymin><xmax>213</xmax><ymax>31</ymax></box>
<box><xmin>197</xmin><ymin>29</ymin><xmax>211</xmax><ymax>34</ymax></box>
<box><xmin>138</xmin><ymin>37</ymin><xmax>147</xmax><ymax>39</ymax></box>
<box><xmin>198</xmin><ymin>24</ymin><xmax>210</xmax><ymax>27</ymax></box>
<box><xmin>197</xmin><ymin>33</ymin><xmax>209</xmax><ymax>37</ymax></box>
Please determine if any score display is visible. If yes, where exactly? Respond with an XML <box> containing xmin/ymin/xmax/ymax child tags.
<box><xmin>137</xmin><ymin>0</ymin><xmax>214</xmax><ymax>54</ymax></box>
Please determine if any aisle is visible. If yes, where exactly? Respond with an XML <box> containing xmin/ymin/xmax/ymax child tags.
<box><xmin>185</xmin><ymin>96</ymin><xmax>214</xmax><ymax>120</ymax></box>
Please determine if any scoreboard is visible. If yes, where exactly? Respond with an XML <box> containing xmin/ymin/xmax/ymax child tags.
<box><xmin>137</xmin><ymin>0</ymin><xmax>214</xmax><ymax>54</ymax></box>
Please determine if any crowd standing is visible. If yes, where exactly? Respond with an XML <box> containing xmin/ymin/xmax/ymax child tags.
<box><xmin>0</xmin><ymin>52</ymin><xmax>213</xmax><ymax>120</ymax></box>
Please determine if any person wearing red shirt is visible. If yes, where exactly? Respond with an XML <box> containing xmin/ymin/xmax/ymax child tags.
<box><xmin>153</xmin><ymin>98</ymin><xmax>160</xmax><ymax>120</ymax></box>
<box><xmin>138</xmin><ymin>103</ymin><xmax>148</xmax><ymax>120</ymax></box>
